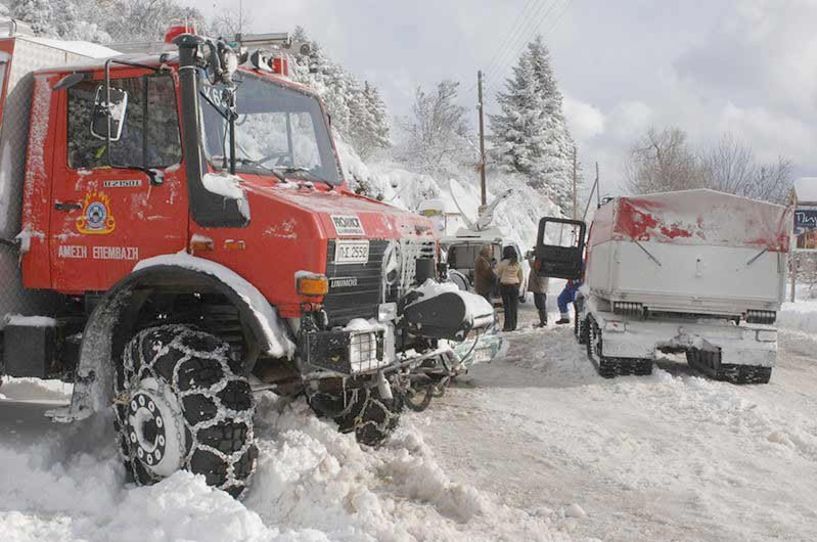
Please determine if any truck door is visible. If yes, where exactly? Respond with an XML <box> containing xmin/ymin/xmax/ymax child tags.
<box><xmin>49</xmin><ymin>73</ymin><xmax>188</xmax><ymax>292</ymax></box>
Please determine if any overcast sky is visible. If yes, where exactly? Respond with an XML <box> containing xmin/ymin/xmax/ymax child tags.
<box><xmin>190</xmin><ymin>0</ymin><xmax>817</xmax><ymax>194</ymax></box>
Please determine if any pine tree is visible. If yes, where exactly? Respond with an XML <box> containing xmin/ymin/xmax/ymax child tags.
<box><xmin>363</xmin><ymin>82</ymin><xmax>390</xmax><ymax>153</ymax></box>
<box><xmin>489</xmin><ymin>36</ymin><xmax>576</xmax><ymax>212</ymax></box>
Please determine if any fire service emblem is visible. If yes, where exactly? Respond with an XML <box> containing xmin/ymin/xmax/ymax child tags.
<box><xmin>76</xmin><ymin>191</ymin><xmax>116</xmax><ymax>234</ymax></box>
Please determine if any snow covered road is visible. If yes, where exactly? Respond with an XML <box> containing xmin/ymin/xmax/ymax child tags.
<box><xmin>1</xmin><ymin>305</ymin><xmax>816</xmax><ymax>541</ymax></box>
<box><xmin>421</xmin><ymin>306</ymin><xmax>817</xmax><ymax>541</ymax></box>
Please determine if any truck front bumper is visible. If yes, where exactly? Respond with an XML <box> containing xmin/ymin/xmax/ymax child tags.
<box><xmin>592</xmin><ymin>311</ymin><xmax>777</xmax><ymax>367</ymax></box>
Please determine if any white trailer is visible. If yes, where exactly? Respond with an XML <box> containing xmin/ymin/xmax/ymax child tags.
<box><xmin>576</xmin><ymin>189</ymin><xmax>792</xmax><ymax>383</ymax></box>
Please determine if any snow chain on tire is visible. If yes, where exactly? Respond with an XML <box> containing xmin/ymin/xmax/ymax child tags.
<box><xmin>114</xmin><ymin>325</ymin><xmax>258</xmax><ymax>498</ymax></box>
<box><xmin>307</xmin><ymin>385</ymin><xmax>402</xmax><ymax>446</ymax></box>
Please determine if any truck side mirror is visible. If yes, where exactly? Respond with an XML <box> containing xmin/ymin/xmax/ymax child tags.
<box><xmin>90</xmin><ymin>85</ymin><xmax>128</xmax><ymax>142</ymax></box>
<box><xmin>535</xmin><ymin>217</ymin><xmax>587</xmax><ymax>280</ymax></box>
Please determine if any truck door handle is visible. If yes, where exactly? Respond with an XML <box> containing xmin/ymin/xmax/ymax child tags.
<box><xmin>54</xmin><ymin>201</ymin><xmax>82</xmax><ymax>212</ymax></box>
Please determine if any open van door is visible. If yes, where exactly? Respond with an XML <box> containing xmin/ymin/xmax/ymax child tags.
<box><xmin>535</xmin><ymin>217</ymin><xmax>586</xmax><ymax>279</ymax></box>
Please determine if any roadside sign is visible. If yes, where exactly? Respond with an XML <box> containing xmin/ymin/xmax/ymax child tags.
<box><xmin>794</xmin><ymin>207</ymin><xmax>817</xmax><ymax>251</ymax></box>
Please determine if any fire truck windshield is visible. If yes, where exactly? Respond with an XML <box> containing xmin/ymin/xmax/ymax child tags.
<box><xmin>199</xmin><ymin>72</ymin><xmax>341</xmax><ymax>185</ymax></box>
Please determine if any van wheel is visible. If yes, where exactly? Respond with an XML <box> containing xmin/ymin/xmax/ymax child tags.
<box><xmin>114</xmin><ymin>325</ymin><xmax>258</xmax><ymax>498</ymax></box>
<box><xmin>307</xmin><ymin>384</ymin><xmax>402</xmax><ymax>446</ymax></box>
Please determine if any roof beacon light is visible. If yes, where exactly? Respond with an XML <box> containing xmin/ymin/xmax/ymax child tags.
<box><xmin>164</xmin><ymin>20</ymin><xmax>196</xmax><ymax>44</ymax></box>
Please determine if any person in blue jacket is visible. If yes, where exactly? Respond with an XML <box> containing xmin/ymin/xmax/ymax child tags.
<box><xmin>555</xmin><ymin>261</ymin><xmax>585</xmax><ymax>325</ymax></box>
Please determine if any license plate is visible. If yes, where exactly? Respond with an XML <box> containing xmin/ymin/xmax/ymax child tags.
<box><xmin>335</xmin><ymin>240</ymin><xmax>369</xmax><ymax>264</ymax></box>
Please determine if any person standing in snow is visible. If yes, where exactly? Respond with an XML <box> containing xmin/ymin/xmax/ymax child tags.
<box><xmin>497</xmin><ymin>246</ymin><xmax>524</xmax><ymax>331</ymax></box>
<box><xmin>556</xmin><ymin>278</ymin><xmax>582</xmax><ymax>324</ymax></box>
<box><xmin>474</xmin><ymin>245</ymin><xmax>496</xmax><ymax>301</ymax></box>
<box><xmin>527</xmin><ymin>252</ymin><xmax>549</xmax><ymax>327</ymax></box>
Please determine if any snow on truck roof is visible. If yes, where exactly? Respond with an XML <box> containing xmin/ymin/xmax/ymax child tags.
<box><xmin>595</xmin><ymin>189</ymin><xmax>791</xmax><ymax>251</ymax></box>
<box><xmin>18</xmin><ymin>36</ymin><xmax>120</xmax><ymax>59</ymax></box>
<box><xmin>794</xmin><ymin>177</ymin><xmax>817</xmax><ymax>204</ymax></box>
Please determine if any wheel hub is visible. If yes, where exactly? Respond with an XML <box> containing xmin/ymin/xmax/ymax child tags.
<box><xmin>125</xmin><ymin>379</ymin><xmax>187</xmax><ymax>478</ymax></box>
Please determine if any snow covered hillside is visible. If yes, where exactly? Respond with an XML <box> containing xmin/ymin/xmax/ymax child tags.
<box><xmin>337</xmin><ymin>137</ymin><xmax>562</xmax><ymax>252</ymax></box>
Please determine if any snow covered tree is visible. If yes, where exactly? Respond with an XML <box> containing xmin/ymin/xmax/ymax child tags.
<box><xmin>289</xmin><ymin>27</ymin><xmax>390</xmax><ymax>159</ymax></box>
<box><xmin>489</xmin><ymin>36</ymin><xmax>576</xmax><ymax>212</ymax></box>
<box><xmin>397</xmin><ymin>80</ymin><xmax>472</xmax><ymax>175</ymax></box>
<box><xmin>104</xmin><ymin>0</ymin><xmax>204</xmax><ymax>42</ymax></box>
<box><xmin>347</xmin><ymin>81</ymin><xmax>390</xmax><ymax>159</ymax></box>
<box><xmin>8</xmin><ymin>0</ymin><xmax>203</xmax><ymax>42</ymax></box>
<box><xmin>10</xmin><ymin>0</ymin><xmax>53</xmax><ymax>35</ymax></box>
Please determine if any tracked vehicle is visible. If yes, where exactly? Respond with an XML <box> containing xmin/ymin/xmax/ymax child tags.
<box><xmin>548</xmin><ymin>190</ymin><xmax>792</xmax><ymax>383</ymax></box>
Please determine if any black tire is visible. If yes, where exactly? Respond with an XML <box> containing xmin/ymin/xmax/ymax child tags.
<box><xmin>308</xmin><ymin>385</ymin><xmax>402</xmax><ymax>446</ymax></box>
<box><xmin>114</xmin><ymin>325</ymin><xmax>258</xmax><ymax>498</ymax></box>
<box><xmin>404</xmin><ymin>383</ymin><xmax>434</xmax><ymax>412</ymax></box>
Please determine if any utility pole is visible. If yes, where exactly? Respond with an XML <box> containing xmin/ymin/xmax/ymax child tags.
<box><xmin>595</xmin><ymin>162</ymin><xmax>601</xmax><ymax>208</ymax></box>
<box><xmin>572</xmin><ymin>146</ymin><xmax>578</xmax><ymax>219</ymax></box>
<box><xmin>477</xmin><ymin>70</ymin><xmax>487</xmax><ymax>207</ymax></box>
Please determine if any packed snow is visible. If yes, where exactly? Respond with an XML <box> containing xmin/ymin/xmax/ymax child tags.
<box><xmin>2</xmin><ymin>301</ymin><xmax>816</xmax><ymax>541</ymax></box>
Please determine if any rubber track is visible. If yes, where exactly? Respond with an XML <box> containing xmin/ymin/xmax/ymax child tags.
<box><xmin>686</xmin><ymin>348</ymin><xmax>772</xmax><ymax>384</ymax></box>
<box><xmin>585</xmin><ymin>318</ymin><xmax>652</xmax><ymax>378</ymax></box>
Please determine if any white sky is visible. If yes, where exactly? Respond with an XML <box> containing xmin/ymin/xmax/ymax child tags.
<box><xmin>189</xmin><ymin>0</ymin><xmax>817</xmax><ymax>194</ymax></box>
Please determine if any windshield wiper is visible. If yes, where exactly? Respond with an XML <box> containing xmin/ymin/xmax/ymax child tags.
<box><xmin>275</xmin><ymin>167</ymin><xmax>334</xmax><ymax>190</ymax></box>
<box><xmin>211</xmin><ymin>156</ymin><xmax>287</xmax><ymax>182</ymax></box>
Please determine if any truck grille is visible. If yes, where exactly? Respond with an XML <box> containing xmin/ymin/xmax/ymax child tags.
<box><xmin>324</xmin><ymin>240</ymin><xmax>388</xmax><ymax>326</ymax></box>
<box><xmin>323</xmin><ymin>239</ymin><xmax>435</xmax><ymax>326</ymax></box>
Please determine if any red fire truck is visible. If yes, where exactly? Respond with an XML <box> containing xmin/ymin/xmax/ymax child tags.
<box><xmin>0</xmin><ymin>21</ymin><xmax>498</xmax><ymax>497</ymax></box>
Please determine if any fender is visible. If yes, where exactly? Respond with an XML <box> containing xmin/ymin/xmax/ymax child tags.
<box><xmin>51</xmin><ymin>253</ymin><xmax>295</xmax><ymax>422</ymax></box>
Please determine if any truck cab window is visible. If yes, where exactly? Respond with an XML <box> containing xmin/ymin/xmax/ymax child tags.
<box><xmin>67</xmin><ymin>75</ymin><xmax>181</xmax><ymax>170</ymax></box>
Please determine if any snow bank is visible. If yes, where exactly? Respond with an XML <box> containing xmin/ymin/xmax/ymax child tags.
<box><xmin>0</xmin><ymin>377</ymin><xmax>71</xmax><ymax>403</ymax></box>
<box><xmin>0</xmin><ymin>395</ymin><xmax>568</xmax><ymax>541</ymax></box>
<box><xmin>778</xmin><ymin>299</ymin><xmax>817</xmax><ymax>335</ymax></box>
<box><xmin>334</xmin><ymin>137</ymin><xmax>562</xmax><ymax>253</ymax></box>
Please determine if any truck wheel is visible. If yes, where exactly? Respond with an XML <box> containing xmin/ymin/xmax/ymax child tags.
<box><xmin>307</xmin><ymin>385</ymin><xmax>402</xmax><ymax>446</ymax></box>
<box><xmin>114</xmin><ymin>325</ymin><xmax>258</xmax><ymax>498</ymax></box>
<box><xmin>403</xmin><ymin>381</ymin><xmax>434</xmax><ymax>412</ymax></box>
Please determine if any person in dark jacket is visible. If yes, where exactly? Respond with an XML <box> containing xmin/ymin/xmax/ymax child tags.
<box><xmin>496</xmin><ymin>246</ymin><xmax>524</xmax><ymax>331</ymax></box>
<box><xmin>527</xmin><ymin>254</ymin><xmax>550</xmax><ymax>327</ymax></box>
<box><xmin>474</xmin><ymin>245</ymin><xmax>496</xmax><ymax>301</ymax></box>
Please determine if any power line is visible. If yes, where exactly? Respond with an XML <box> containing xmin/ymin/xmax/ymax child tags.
<box><xmin>474</xmin><ymin>0</ymin><xmax>541</xmax><ymax>85</ymax></box>
<box><xmin>462</xmin><ymin>0</ymin><xmax>540</xmax><ymax>96</ymax></box>
<box><xmin>482</xmin><ymin>0</ymin><xmax>572</xmax><ymax>112</ymax></box>
<box><xmin>480</xmin><ymin>0</ymin><xmax>564</xmax><ymax>90</ymax></box>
